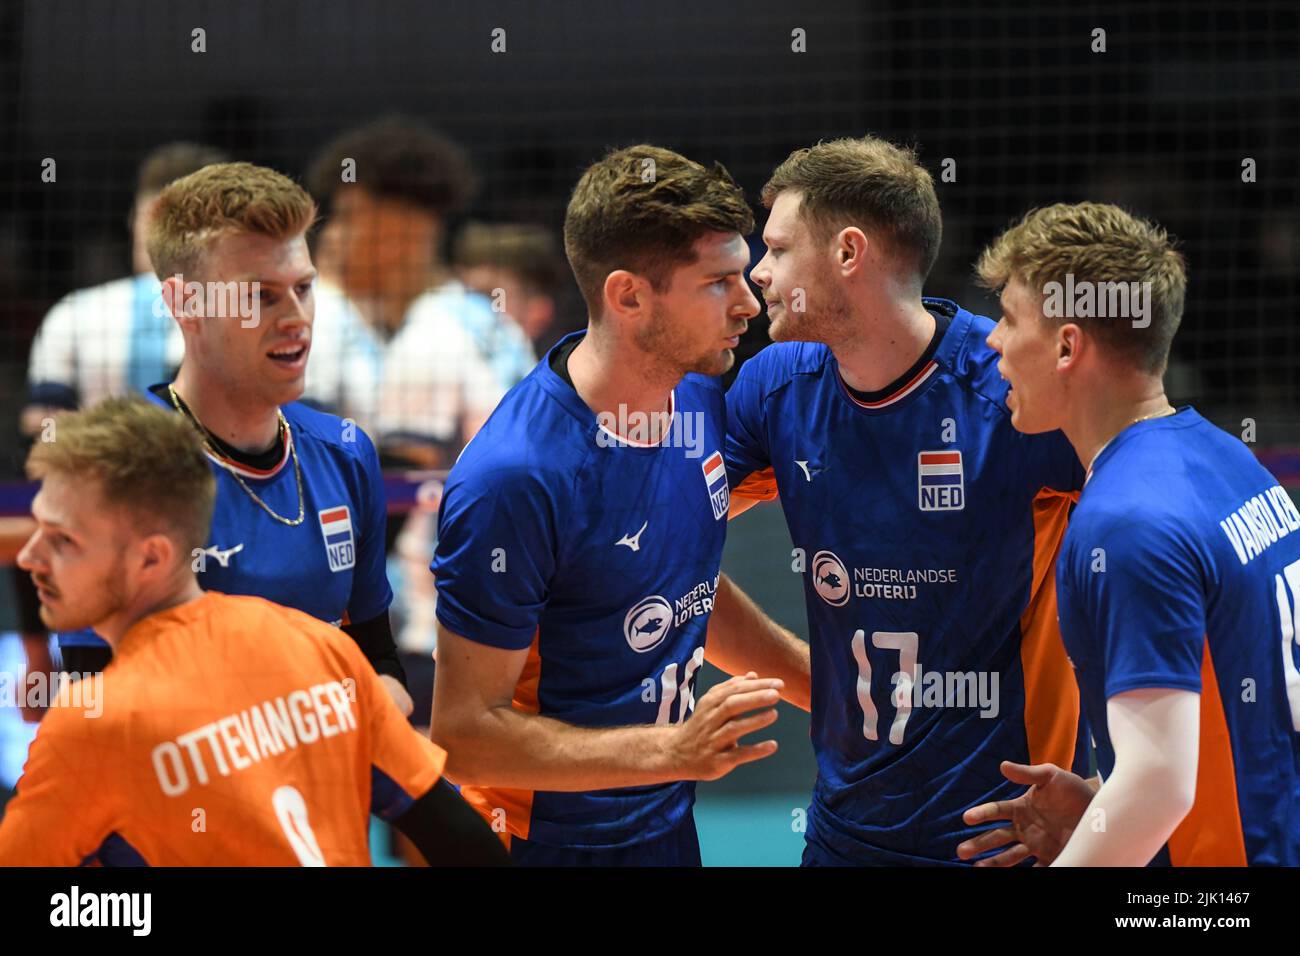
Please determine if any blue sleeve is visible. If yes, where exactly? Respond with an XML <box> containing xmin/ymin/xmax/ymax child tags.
<box><xmin>1073</xmin><ymin>514</ymin><xmax>1207</xmax><ymax>698</ymax></box>
<box><xmin>431</xmin><ymin>464</ymin><xmax>558</xmax><ymax>650</ymax></box>
<box><xmin>724</xmin><ymin>353</ymin><xmax>774</xmax><ymax>489</ymax></box>
<box><xmin>346</xmin><ymin>426</ymin><xmax>394</xmax><ymax>624</ymax></box>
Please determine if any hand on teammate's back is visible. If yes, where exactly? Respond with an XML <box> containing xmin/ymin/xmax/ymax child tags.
<box><xmin>379</xmin><ymin>674</ymin><xmax>415</xmax><ymax>718</ymax></box>
<box><xmin>669</xmin><ymin>672</ymin><xmax>783</xmax><ymax>781</ymax></box>
<box><xmin>957</xmin><ymin>761</ymin><xmax>1097</xmax><ymax>866</ymax></box>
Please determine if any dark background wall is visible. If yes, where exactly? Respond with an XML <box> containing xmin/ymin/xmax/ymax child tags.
<box><xmin>2</xmin><ymin>0</ymin><xmax>1298</xmax><ymax>475</ymax></box>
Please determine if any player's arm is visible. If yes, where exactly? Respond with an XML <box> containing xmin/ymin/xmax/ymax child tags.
<box><xmin>705</xmin><ymin>573</ymin><xmax>810</xmax><ymax>711</ymax></box>
<box><xmin>431</xmin><ymin>624</ymin><xmax>783</xmax><ymax>790</ymax></box>
<box><xmin>0</xmin><ymin>708</ymin><xmax>113</xmax><ymax>865</ymax></box>
<box><xmin>1052</xmin><ymin>688</ymin><xmax>1199</xmax><ymax>866</ymax></box>
<box><xmin>350</xmin><ymin>637</ymin><xmax>506</xmax><ymax>863</ymax></box>
<box><xmin>341</xmin><ymin>611</ymin><xmax>412</xmax><ymax>717</ymax></box>
<box><xmin>344</xmin><ymin>423</ymin><xmax>412</xmax><ymax>716</ymax></box>
<box><xmin>390</xmin><ymin>777</ymin><xmax>511</xmax><ymax>866</ymax></box>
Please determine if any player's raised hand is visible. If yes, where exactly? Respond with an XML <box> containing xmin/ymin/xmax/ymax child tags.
<box><xmin>957</xmin><ymin>761</ymin><xmax>1096</xmax><ymax>866</ymax></box>
<box><xmin>669</xmin><ymin>671</ymin><xmax>782</xmax><ymax>781</ymax></box>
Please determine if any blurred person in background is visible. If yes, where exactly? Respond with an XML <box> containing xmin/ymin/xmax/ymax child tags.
<box><xmin>455</xmin><ymin>220</ymin><xmax>564</xmax><ymax>360</ymax></box>
<box><xmin>307</xmin><ymin>115</ymin><xmax>517</xmax><ymax>470</ymax></box>
<box><xmin>23</xmin><ymin>142</ymin><xmax>230</xmax><ymax>427</ymax></box>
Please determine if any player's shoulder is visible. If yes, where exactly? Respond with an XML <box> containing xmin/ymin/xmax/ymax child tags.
<box><xmin>732</xmin><ymin>341</ymin><xmax>833</xmax><ymax>399</ymax></box>
<box><xmin>38</xmin><ymin>672</ymin><xmax>113</xmax><ymax>735</ymax></box>
<box><xmin>1070</xmin><ymin>451</ymin><xmax>1201</xmax><ymax>561</ymax></box>
<box><xmin>929</xmin><ymin>298</ymin><xmax>1009</xmax><ymax>404</ymax></box>
<box><xmin>193</xmin><ymin>591</ymin><xmax>356</xmax><ymax>656</ymax></box>
<box><xmin>1092</xmin><ymin>409</ymin><xmax>1227</xmax><ymax>489</ymax></box>
<box><xmin>1089</xmin><ymin>410</ymin><xmax>1261</xmax><ymax>518</ymax></box>
<box><xmin>678</xmin><ymin>370</ymin><xmax>726</xmax><ymax>403</ymax></box>
<box><xmin>447</xmin><ymin>373</ymin><xmax>585</xmax><ymax>498</ymax></box>
<box><xmin>281</xmin><ymin>399</ymin><xmax>379</xmax><ymax>461</ymax></box>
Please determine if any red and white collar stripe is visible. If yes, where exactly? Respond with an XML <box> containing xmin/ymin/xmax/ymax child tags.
<box><xmin>203</xmin><ymin>426</ymin><xmax>293</xmax><ymax>479</ymax></box>
<box><xmin>841</xmin><ymin>360</ymin><xmax>939</xmax><ymax>410</ymax></box>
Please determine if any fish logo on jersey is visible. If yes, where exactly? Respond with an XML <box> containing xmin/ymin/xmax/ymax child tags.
<box><xmin>701</xmin><ymin>451</ymin><xmax>729</xmax><ymax>520</ymax></box>
<box><xmin>624</xmin><ymin>596</ymin><xmax>673</xmax><ymax>652</ymax></box>
<box><xmin>917</xmin><ymin>451</ymin><xmax>965</xmax><ymax>512</ymax></box>
<box><xmin>318</xmin><ymin>506</ymin><xmax>357</xmax><ymax>573</ymax></box>
<box><xmin>812</xmin><ymin>550</ymin><xmax>851</xmax><ymax>606</ymax></box>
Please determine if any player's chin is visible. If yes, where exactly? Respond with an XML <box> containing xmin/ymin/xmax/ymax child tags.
<box><xmin>768</xmin><ymin>312</ymin><xmax>819</xmax><ymax>345</ymax></box>
<box><xmin>38</xmin><ymin>604</ymin><xmax>79</xmax><ymax>633</ymax></box>
<box><xmin>767</xmin><ymin>312</ymin><xmax>794</xmax><ymax>342</ymax></box>
<box><xmin>688</xmin><ymin>349</ymin><xmax>734</xmax><ymax>377</ymax></box>
<box><xmin>1008</xmin><ymin>400</ymin><xmax>1054</xmax><ymax>435</ymax></box>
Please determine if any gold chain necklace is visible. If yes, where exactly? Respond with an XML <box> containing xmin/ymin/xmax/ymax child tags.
<box><xmin>168</xmin><ymin>385</ymin><xmax>306</xmax><ymax>526</ymax></box>
<box><xmin>1132</xmin><ymin>405</ymin><xmax>1177</xmax><ymax>425</ymax></box>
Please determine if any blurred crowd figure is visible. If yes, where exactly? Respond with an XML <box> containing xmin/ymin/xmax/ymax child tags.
<box><xmin>8</xmin><ymin>119</ymin><xmax>568</xmax><ymax>780</ymax></box>
<box><xmin>455</xmin><ymin>221</ymin><xmax>565</xmax><ymax>353</ymax></box>
<box><xmin>307</xmin><ymin>116</ymin><xmax>532</xmax><ymax>467</ymax></box>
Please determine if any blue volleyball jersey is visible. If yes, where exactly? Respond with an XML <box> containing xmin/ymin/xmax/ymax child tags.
<box><xmin>59</xmin><ymin>395</ymin><xmax>392</xmax><ymax>651</ymax></box>
<box><xmin>431</xmin><ymin>331</ymin><xmax>729</xmax><ymax>850</ymax></box>
<box><xmin>1057</xmin><ymin>409</ymin><xmax>1300</xmax><ymax>865</ymax></box>
<box><xmin>725</xmin><ymin>299</ymin><xmax>1088</xmax><ymax>865</ymax></box>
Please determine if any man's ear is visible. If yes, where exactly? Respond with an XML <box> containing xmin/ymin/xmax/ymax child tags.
<box><xmin>836</xmin><ymin>227</ymin><xmax>869</xmax><ymax>275</ymax></box>
<box><xmin>160</xmin><ymin>275</ymin><xmax>197</xmax><ymax>332</ymax></box>
<box><xmin>601</xmin><ymin>269</ymin><xmax>650</xmax><ymax>322</ymax></box>
<box><xmin>133</xmin><ymin>530</ymin><xmax>176</xmax><ymax>580</ymax></box>
<box><xmin>1058</xmin><ymin>322</ymin><xmax>1082</xmax><ymax>370</ymax></box>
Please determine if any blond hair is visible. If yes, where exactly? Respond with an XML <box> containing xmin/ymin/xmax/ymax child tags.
<box><xmin>977</xmin><ymin>202</ymin><xmax>1187</xmax><ymax>373</ymax></box>
<box><xmin>146</xmin><ymin>161</ymin><xmax>317</xmax><ymax>280</ymax></box>
<box><xmin>563</xmin><ymin>145</ymin><xmax>754</xmax><ymax>315</ymax></box>
<box><xmin>762</xmin><ymin>136</ymin><xmax>943</xmax><ymax>283</ymax></box>
<box><xmin>27</xmin><ymin>398</ymin><xmax>216</xmax><ymax>555</ymax></box>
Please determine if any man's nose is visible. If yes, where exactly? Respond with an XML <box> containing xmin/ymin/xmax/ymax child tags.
<box><xmin>736</xmin><ymin>281</ymin><xmax>761</xmax><ymax>319</ymax></box>
<box><xmin>986</xmin><ymin>322</ymin><xmax>1002</xmax><ymax>353</ymax></box>
<box><xmin>281</xmin><ymin>289</ymin><xmax>312</xmax><ymax>329</ymax></box>
<box><xmin>16</xmin><ymin>528</ymin><xmax>43</xmax><ymax>572</ymax></box>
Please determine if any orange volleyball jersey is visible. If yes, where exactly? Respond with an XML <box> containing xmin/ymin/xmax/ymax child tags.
<box><xmin>0</xmin><ymin>592</ymin><xmax>444</xmax><ymax>866</ymax></box>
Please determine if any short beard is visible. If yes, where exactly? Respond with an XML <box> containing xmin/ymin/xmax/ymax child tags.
<box><xmin>40</xmin><ymin>553</ymin><xmax>129</xmax><ymax>634</ymax></box>
<box><xmin>635</xmin><ymin>304</ymin><xmax>732</xmax><ymax>378</ymax></box>
<box><xmin>768</xmin><ymin>276</ymin><xmax>851</xmax><ymax>346</ymax></box>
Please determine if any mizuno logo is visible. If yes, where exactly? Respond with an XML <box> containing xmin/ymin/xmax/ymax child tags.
<box><xmin>200</xmin><ymin>543</ymin><xmax>244</xmax><ymax>568</ymax></box>
<box><xmin>616</xmin><ymin>520</ymin><xmax>649</xmax><ymax>551</ymax></box>
<box><xmin>795</xmin><ymin>460</ymin><xmax>815</xmax><ymax>481</ymax></box>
